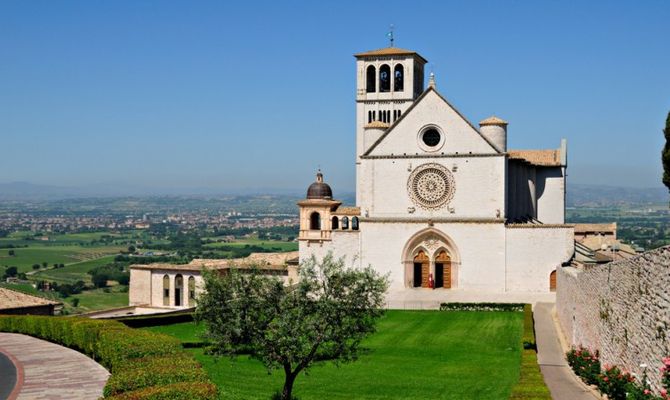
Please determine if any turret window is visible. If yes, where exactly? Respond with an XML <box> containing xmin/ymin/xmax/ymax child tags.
<box><xmin>366</xmin><ymin>65</ymin><xmax>376</xmax><ymax>93</ymax></box>
<box><xmin>394</xmin><ymin>64</ymin><xmax>404</xmax><ymax>91</ymax></box>
<box><xmin>379</xmin><ymin>64</ymin><xmax>390</xmax><ymax>92</ymax></box>
<box><xmin>310</xmin><ymin>212</ymin><xmax>321</xmax><ymax>230</ymax></box>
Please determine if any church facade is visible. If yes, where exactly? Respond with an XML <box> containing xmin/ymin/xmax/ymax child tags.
<box><xmin>298</xmin><ymin>46</ymin><xmax>575</xmax><ymax>300</ymax></box>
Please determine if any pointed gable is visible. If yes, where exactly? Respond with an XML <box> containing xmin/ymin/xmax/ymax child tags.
<box><xmin>364</xmin><ymin>87</ymin><xmax>500</xmax><ymax>157</ymax></box>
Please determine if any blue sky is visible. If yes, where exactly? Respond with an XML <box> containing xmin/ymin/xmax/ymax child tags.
<box><xmin>1</xmin><ymin>1</ymin><xmax>668</xmax><ymax>193</ymax></box>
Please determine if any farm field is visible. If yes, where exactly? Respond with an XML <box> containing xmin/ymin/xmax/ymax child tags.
<box><xmin>203</xmin><ymin>239</ymin><xmax>297</xmax><ymax>253</ymax></box>
<box><xmin>145</xmin><ymin>310</ymin><xmax>524</xmax><ymax>400</ymax></box>
<box><xmin>32</xmin><ymin>255</ymin><xmax>119</xmax><ymax>284</ymax></box>
<box><xmin>0</xmin><ymin>245</ymin><xmax>124</xmax><ymax>274</ymax></box>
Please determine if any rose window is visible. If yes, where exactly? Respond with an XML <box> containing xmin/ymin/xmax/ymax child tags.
<box><xmin>407</xmin><ymin>164</ymin><xmax>455</xmax><ymax>209</ymax></box>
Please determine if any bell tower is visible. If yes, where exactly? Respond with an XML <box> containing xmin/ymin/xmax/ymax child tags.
<box><xmin>354</xmin><ymin>47</ymin><xmax>428</xmax><ymax>158</ymax></box>
<box><xmin>353</xmin><ymin>46</ymin><xmax>428</xmax><ymax>206</ymax></box>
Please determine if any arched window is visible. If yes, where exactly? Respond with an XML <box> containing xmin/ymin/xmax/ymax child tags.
<box><xmin>188</xmin><ymin>276</ymin><xmax>196</xmax><ymax>307</ymax></box>
<box><xmin>162</xmin><ymin>275</ymin><xmax>170</xmax><ymax>306</ymax></box>
<box><xmin>352</xmin><ymin>217</ymin><xmax>359</xmax><ymax>230</ymax></box>
<box><xmin>373</xmin><ymin>110</ymin><xmax>376</xmax><ymax>121</ymax></box>
<box><xmin>341</xmin><ymin>216</ymin><xmax>349</xmax><ymax>230</ymax></box>
<box><xmin>331</xmin><ymin>216</ymin><xmax>339</xmax><ymax>230</ymax></box>
<box><xmin>366</xmin><ymin>65</ymin><xmax>376</xmax><ymax>93</ymax></box>
<box><xmin>310</xmin><ymin>212</ymin><xmax>321</xmax><ymax>230</ymax></box>
<box><xmin>175</xmin><ymin>274</ymin><xmax>183</xmax><ymax>307</ymax></box>
<box><xmin>394</xmin><ymin>64</ymin><xmax>404</xmax><ymax>91</ymax></box>
<box><xmin>379</xmin><ymin>64</ymin><xmax>390</xmax><ymax>92</ymax></box>
<box><xmin>368</xmin><ymin>111</ymin><xmax>372</xmax><ymax>123</ymax></box>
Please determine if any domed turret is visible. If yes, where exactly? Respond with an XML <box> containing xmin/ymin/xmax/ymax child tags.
<box><xmin>306</xmin><ymin>171</ymin><xmax>333</xmax><ymax>200</ymax></box>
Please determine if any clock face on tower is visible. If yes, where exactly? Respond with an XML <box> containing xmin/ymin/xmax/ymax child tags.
<box><xmin>407</xmin><ymin>163</ymin><xmax>455</xmax><ymax>210</ymax></box>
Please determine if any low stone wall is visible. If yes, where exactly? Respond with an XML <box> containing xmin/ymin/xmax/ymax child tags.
<box><xmin>556</xmin><ymin>245</ymin><xmax>670</xmax><ymax>391</ymax></box>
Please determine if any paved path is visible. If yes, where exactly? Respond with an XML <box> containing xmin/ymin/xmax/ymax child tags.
<box><xmin>0</xmin><ymin>332</ymin><xmax>109</xmax><ymax>400</ymax></box>
<box><xmin>534</xmin><ymin>302</ymin><xmax>599</xmax><ymax>400</ymax></box>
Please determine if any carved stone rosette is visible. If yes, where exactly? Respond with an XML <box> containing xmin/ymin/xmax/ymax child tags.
<box><xmin>407</xmin><ymin>163</ymin><xmax>455</xmax><ymax>210</ymax></box>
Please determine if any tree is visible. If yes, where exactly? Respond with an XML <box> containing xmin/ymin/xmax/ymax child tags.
<box><xmin>41</xmin><ymin>261</ymin><xmax>47</xmax><ymax>268</ymax></box>
<box><xmin>195</xmin><ymin>254</ymin><xmax>388</xmax><ymax>400</ymax></box>
<box><xmin>32</xmin><ymin>264</ymin><xmax>40</xmax><ymax>270</ymax></box>
<box><xmin>663</xmin><ymin>111</ymin><xmax>670</xmax><ymax>194</ymax></box>
<box><xmin>7</xmin><ymin>250</ymin><xmax>14</xmax><ymax>256</ymax></box>
<box><xmin>91</xmin><ymin>272</ymin><xmax>109</xmax><ymax>288</ymax></box>
<box><xmin>128</xmin><ymin>245</ymin><xmax>136</xmax><ymax>253</ymax></box>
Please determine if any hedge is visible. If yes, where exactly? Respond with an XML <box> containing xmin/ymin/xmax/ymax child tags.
<box><xmin>439</xmin><ymin>302</ymin><xmax>525</xmax><ymax>312</ymax></box>
<box><xmin>0</xmin><ymin>315</ymin><xmax>217</xmax><ymax>399</ymax></box>
<box><xmin>115</xmin><ymin>310</ymin><xmax>195</xmax><ymax>328</ymax></box>
<box><xmin>508</xmin><ymin>304</ymin><xmax>552</xmax><ymax>399</ymax></box>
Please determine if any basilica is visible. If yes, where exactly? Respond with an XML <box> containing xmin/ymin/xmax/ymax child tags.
<box><xmin>127</xmin><ymin>45</ymin><xmax>575</xmax><ymax>312</ymax></box>
<box><xmin>297</xmin><ymin>46</ymin><xmax>574</xmax><ymax>302</ymax></box>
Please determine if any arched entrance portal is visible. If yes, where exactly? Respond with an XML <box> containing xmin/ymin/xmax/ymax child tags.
<box><xmin>402</xmin><ymin>228</ymin><xmax>460</xmax><ymax>290</ymax></box>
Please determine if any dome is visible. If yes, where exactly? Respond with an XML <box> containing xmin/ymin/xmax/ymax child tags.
<box><xmin>306</xmin><ymin>171</ymin><xmax>333</xmax><ymax>200</ymax></box>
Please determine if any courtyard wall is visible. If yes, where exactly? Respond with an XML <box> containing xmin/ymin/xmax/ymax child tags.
<box><xmin>556</xmin><ymin>245</ymin><xmax>670</xmax><ymax>391</ymax></box>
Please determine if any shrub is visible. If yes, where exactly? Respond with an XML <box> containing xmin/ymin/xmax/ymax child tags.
<box><xmin>597</xmin><ymin>365</ymin><xmax>635</xmax><ymax>400</ymax></box>
<box><xmin>566</xmin><ymin>346</ymin><xmax>601</xmax><ymax>385</ymax></box>
<box><xmin>440</xmin><ymin>302</ymin><xmax>525</xmax><ymax>312</ymax></box>
<box><xmin>103</xmin><ymin>355</ymin><xmax>208</xmax><ymax>396</ymax></box>
<box><xmin>0</xmin><ymin>315</ymin><xmax>216</xmax><ymax>398</ymax></box>
<box><xmin>509</xmin><ymin>304</ymin><xmax>551</xmax><ymax>400</ymax></box>
<box><xmin>105</xmin><ymin>382</ymin><xmax>218</xmax><ymax>400</ymax></box>
<box><xmin>662</xmin><ymin>357</ymin><xmax>670</xmax><ymax>397</ymax></box>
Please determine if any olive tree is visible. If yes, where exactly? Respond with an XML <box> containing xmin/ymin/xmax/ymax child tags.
<box><xmin>195</xmin><ymin>254</ymin><xmax>388</xmax><ymax>400</ymax></box>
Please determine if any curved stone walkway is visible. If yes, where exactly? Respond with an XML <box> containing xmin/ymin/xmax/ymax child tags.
<box><xmin>534</xmin><ymin>302</ymin><xmax>599</xmax><ymax>400</ymax></box>
<box><xmin>0</xmin><ymin>332</ymin><xmax>109</xmax><ymax>400</ymax></box>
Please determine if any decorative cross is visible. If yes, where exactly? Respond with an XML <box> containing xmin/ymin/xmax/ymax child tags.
<box><xmin>387</xmin><ymin>24</ymin><xmax>394</xmax><ymax>47</ymax></box>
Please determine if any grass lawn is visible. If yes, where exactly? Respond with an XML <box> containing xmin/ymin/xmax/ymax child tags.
<box><xmin>64</xmin><ymin>285</ymin><xmax>129</xmax><ymax>314</ymax></box>
<box><xmin>203</xmin><ymin>239</ymin><xmax>297</xmax><ymax>253</ymax></box>
<box><xmin>145</xmin><ymin>310</ymin><xmax>523</xmax><ymax>400</ymax></box>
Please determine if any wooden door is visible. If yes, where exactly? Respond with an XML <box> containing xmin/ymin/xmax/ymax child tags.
<box><xmin>550</xmin><ymin>270</ymin><xmax>557</xmax><ymax>292</ymax></box>
<box><xmin>436</xmin><ymin>251</ymin><xmax>451</xmax><ymax>289</ymax></box>
<box><xmin>414</xmin><ymin>251</ymin><xmax>429</xmax><ymax>288</ymax></box>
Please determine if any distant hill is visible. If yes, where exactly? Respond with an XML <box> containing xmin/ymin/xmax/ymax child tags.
<box><xmin>0</xmin><ymin>181</ymin><xmax>666</xmax><ymax>208</ymax></box>
<box><xmin>567</xmin><ymin>184</ymin><xmax>669</xmax><ymax>207</ymax></box>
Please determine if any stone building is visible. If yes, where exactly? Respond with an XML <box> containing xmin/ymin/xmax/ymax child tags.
<box><xmin>0</xmin><ymin>287</ymin><xmax>61</xmax><ymax>315</ymax></box>
<box><xmin>129</xmin><ymin>252</ymin><xmax>298</xmax><ymax>309</ymax></box>
<box><xmin>298</xmin><ymin>46</ymin><xmax>575</xmax><ymax>303</ymax></box>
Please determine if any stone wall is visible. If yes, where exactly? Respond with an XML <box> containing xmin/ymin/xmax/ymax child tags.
<box><xmin>556</xmin><ymin>246</ymin><xmax>670</xmax><ymax>391</ymax></box>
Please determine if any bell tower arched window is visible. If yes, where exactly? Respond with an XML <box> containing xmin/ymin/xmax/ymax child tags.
<box><xmin>379</xmin><ymin>64</ymin><xmax>390</xmax><ymax>92</ymax></box>
<box><xmin>310</xmin><ymin>212</ymin><xmax>321</xmax><ymax>230</ymax></box>
<box><xmin>331</xmin><ymin>216</ymin><xmax>339</xmax><ymax>230</ymax></box>
<box><xmin>341</xmin><ymin>216</ymin><xmax>349</xmax><ymax>230</ymax></box>
<box><xmin>352</xmin><ymin>217</ymin><xmax>359</xmax><ymax>230</ymax></box>
<box><xmin>366</xmin><ymin>65</ymin><xmax>376</xmax><ymax>93</ymax></box>
<box><xmin>394</xmin><ymin>64</ymin><xmax>404</xmax><ymax>91</ymax></box>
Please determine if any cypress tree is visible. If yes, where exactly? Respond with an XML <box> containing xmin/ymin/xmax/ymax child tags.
<box><xmin>664</xmin><ymin>111</ymin><xmax>670</xmax><ymax>193</ymax></box>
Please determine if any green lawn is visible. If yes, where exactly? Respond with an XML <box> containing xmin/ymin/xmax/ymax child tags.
<box><xmin>65</xmin><ymin>286</ymin><xmax>129</xmax><ymax>314</ymax></box>
<box><xmin>145</xmin><ymin>311</ymin><xmax>523</xmax><ymax>400</ymax></box>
